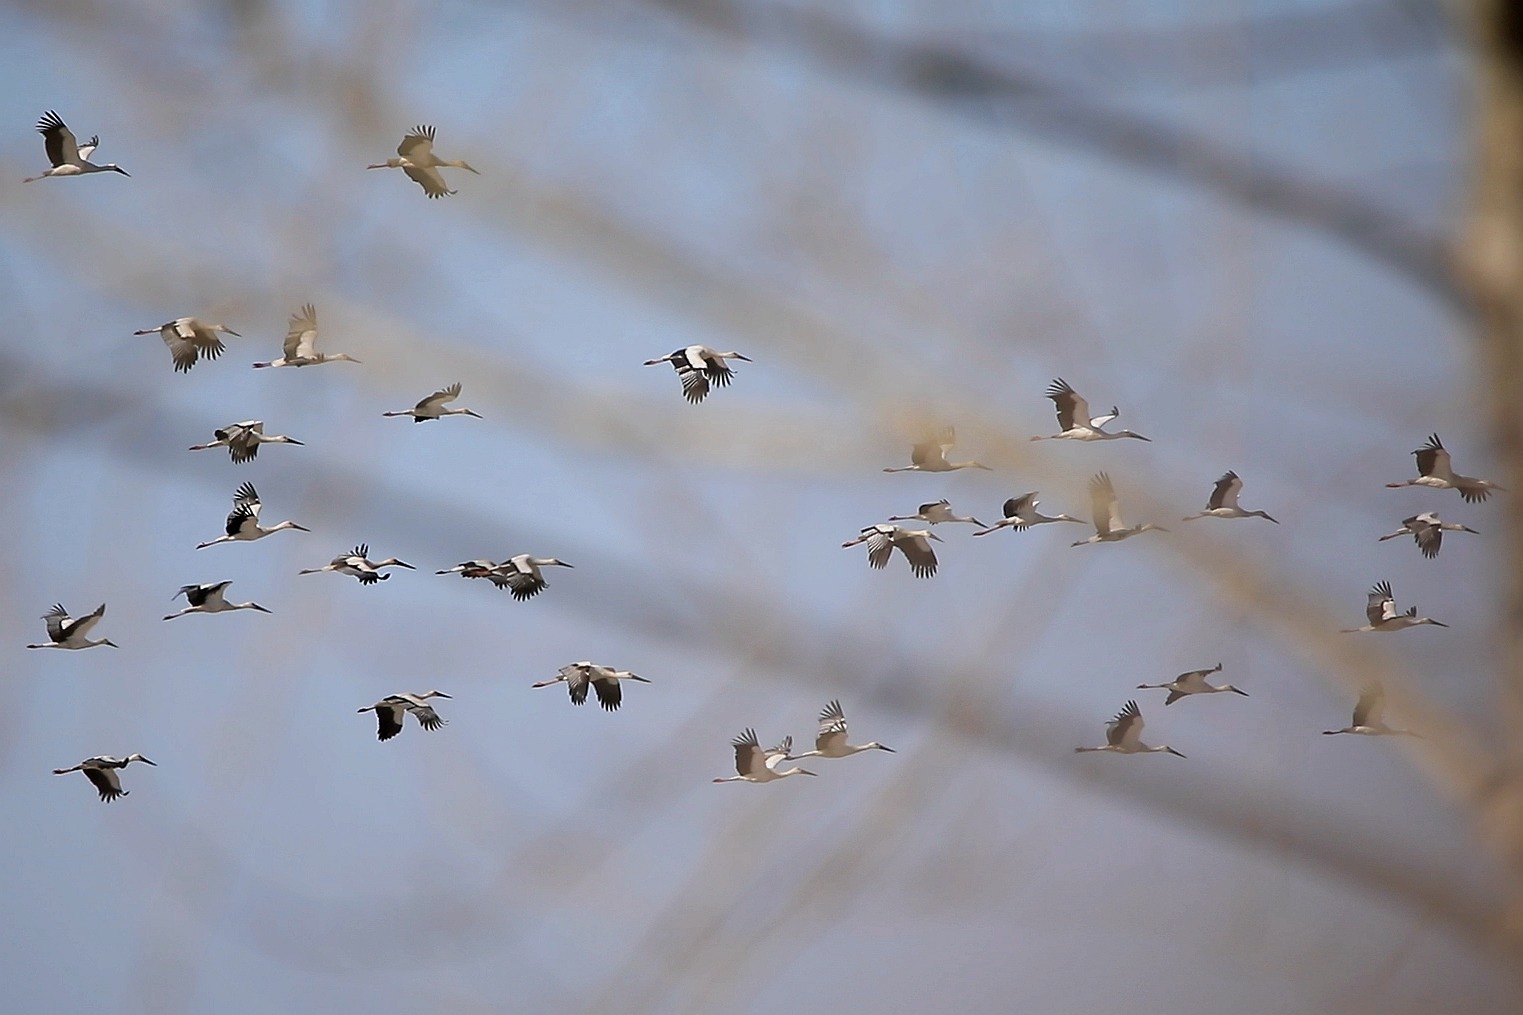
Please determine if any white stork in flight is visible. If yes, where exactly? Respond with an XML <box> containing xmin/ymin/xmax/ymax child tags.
<box><xmin>133</xmin><ymin>318</ymin><xmax>239</xmax><ymax>373</ymax></box>
<box><xmin>23</xmin><ymin>110</ymin><xmax>129</xmax><ymax>182</ymax></box>
<box><xmin>787</xmin><ymin>700</ymin><xmax>895</xmax><ymax>759</ymax></box>
<box><xmin>26</xmin><ymin>603</ymin><xmax>116</xmax><ymax>650</ymax></box>
<box><xmin>883</xmin><ymin>425</ymin><xmax>991</xmax><ymax>472</ymax></box>
<box><xmin>1031</xmin><ymin>378</ymin><xmax>1149</xmax><ymax>442</ymax></box>
<box><xmin>1182</xmin><ymin>471</ymin><xmax>1278</xmax><ymax>523</ymax></box>
<box><xmin>197</xmin><ymin>482</ymin><xmax>309</xmax><ymax>548</ymax></box>
<box><xmin>888</xmin><ymin>499</ymin><xmax>985</xmax><ymax>527</ymax></box>
<box><xmin>1385</xmin><ymin>434</ymin><xmax>1504</xmax><ymax>503</ymax></box>
<box><xmin>1072</xmin><ymin>473</ymin><xmax>1168</xmax><ymax>546</ymax></box>
<box><xmin>532</xmin><ymin>661</ymin><xmax>651</xmax><ymax>711</ymax></box>
<box><xmin>163</xmin><ymin>581</ymin><xmax>271</xmax><ymax>621</ymax></box>
<box><xmin>1378</xmin><ymin>512</ymin><xmax>1477</xmax><ymax>560</ymax></box>
<box><xmin>713</xmin><ymin>728</ymin><xmax>816</xmax><ymax>783</ymax></box>
<box><xmin>842</xmin><ymin>523</ymin><xmax>942</xmax><ymax>578</ymax></box>
<box><xmin>643</xmin><ymin>345</ymin><xmax>752</xmax><ymax>403</ymax></box>
<box><xmin>253</xmin><ymin>304</ymin><xmax>361</xmax><ymax>368</ymax></box>
<box><xmin>299</xmin><ymin>544</ymin><xmax>414</xmax><ymax>585</ymax></box>
<box><xmin>973</xmin><ymin>492</ymin><xmax>1084</xmax><ymax>536</ymax></box>
<box><xmin>368</xmin><ymin>125</ymin><xmax>479</xmax><ymax>198</ymax></box>
<box><xmin>188</xmin><ymin>420</ymin><xmax>304</xmax><ymax>463</ymax></box>
<box><xmin>1323</xmin><ymin>684</ymin><xmax>1419</xmax><ymax>737</ymax></box>
<box><xmin>383</xmin><ymin>383</ymin><xmax>483</xmax><ymax>422</ymax></box>
<box><xmin>1074</xmin><ymin>700</ymin><xmax>1185</xmax><ymax>757</ymax></box>
<box><xmin>357</xmin><ymin>691</ymin><xmax>452</xmax><ymax>740</ymax></box>
<box><xmin>1136</xmin><ymin>663</ymin><xmax>1248</xmax><ymax>705</ymax></box>
<box><xmin>491</xmin><ymin>554</ymin><xmax>573</xmax><ymax>600</ymax></box>
<box><xmin>1340</xmin><ymin>581</ymin><xmax>1447</xmax><ymax>633</ymax></box>
<box><xmin>53</xmin><ymin>755</ymin><xmax>155</xmax><ymax>801</ymax></box>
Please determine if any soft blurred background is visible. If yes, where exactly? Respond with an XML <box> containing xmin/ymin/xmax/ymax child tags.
<box><xmin>2</xmin><ymin>1</ymin><xmax>1522</xmax><ymax>1012</ymax></box>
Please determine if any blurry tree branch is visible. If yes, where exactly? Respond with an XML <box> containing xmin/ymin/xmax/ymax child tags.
<box><xmin>1458</xmin><ymin>0</ymin><xmax>1523</xmax><ymax>939</ymax></box>
<box><xmin>600</xmin><ymin>0</ymin><xmax>1466</xmax><ymax>313</ymax></box>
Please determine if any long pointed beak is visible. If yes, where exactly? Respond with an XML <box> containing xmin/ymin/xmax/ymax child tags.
<box><xmin>292</xmin><ymin>524</ymin><xmax>312</xmax><ymax>532</ymax></box>
<box><xmin>1167</xmin><ymin>748</ymin><xmax>1187</xmax><ymax>758</ymax></box>
<box><xmin>877</xmin><ymin>745</ymin><xmax>896</xmax><ymax>752</ymax></box>
<box><xmin>799</xmin><ymin>769</ymin><xmax>818</xmax><ymax>776</ymax></box>
<box><xmin>841</xmin><ymin>538</ymin><xmax>864</xmax><ymax>548</ymax></box>
<box><xmin>732</xmin><ymin>353</ymin><xmax>753</xmax><ymax>362</ymax></box>
<box><xmin>285</xmin><ymin>438</ymin><xmax>306</xmax><ymax>446</ymax></box>
<box><xmin>465</xmin><ymin>409</ymin><xmax>484</xmax><ymax>418</ymax></box>
<box><xmin>556</xmin><ymin>561</ymin><xmax>574</xmax><ymax>568</ymax></box>
<box><xmin>115</xmin><ymin>168</ymin><xmax>131</xmax><ymax>177</ymax></box>
<box><xmin>928</xmin><ymin>532</ymin><xmax>944</xmax><ymax>542</ymax></box>
<box><xmin>435</xmin><ymin>692</ymin><xmax>454</xmax><ymax>699</ymax></box>
<box><xmin>530</xmin><ymin>679</ymin><xmax>559</xmax><ymax>688</ymax></box>
<box><xmin>252</xmin><ymin>604</ymin><xmax>272</xmax><ymax>613</ymax></box>
<box><xmin>139</xmin><ymin>758</ymin><xmax>156</xmax><ymax>766</ymax></box>
<box><xmin>104</xmin><ymin>640</ymin><xmax>119</xmax><ymax>648</ymax></box>
<box><xmin>1430</xmin><ymin>620</ymin><xmax>1450</xmax><ymax>627</ymax></box>
<box><xmin>1231</xmin><ymin>688</ymin><xmax>1250</xmax><ymax>696</ymax></box>
<box><xmin>628</xmin><ymin>674</ymin><xmax>652</xmax><ymax>683</ymax></box>
<box><xmin>643</xmin><ymin>358</ymin><xmax>668</xmax><ymax>366</ymax></box>
<box><xmin>133</xmin><ymin>328</ymin><xmax>157</xmax><ymax>335</ymax></box>
<box><xmin>223</xmin><ymin>329</ymin><xmax>242</xmax><ymax>337</ymax></box>
<box><xmin>395</xmin><ymin>561</ymin><xmax>416</xmax><ymax>570</ymax></box>
<box><xmin>463</xmin><ymin>163</ymin><xmax>481</xmax><ymax>175</ymax></box>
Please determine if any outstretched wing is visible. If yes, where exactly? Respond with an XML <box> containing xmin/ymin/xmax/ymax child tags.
<box><xmin>285</xmin><ymin>304</ymin><xmax>320</xmax><ymax>360</ymax></box>
<box><xmin>36</xmin><ymin>110</ymin><xmax>79</xmax><ymax>167</ymax></box>
<box><xmin>398</xmin><ymin>125</ymin><xmax>436</xmax><ymax>161</ymax></box>
<box><xmin>1208</xmin><ymin>471</ymin><xmax>1242</xmax><ymax>510</ymax></box>
<box><xmin>1107</xmin><ymin>700</ymin><xmax>1143</xmax><ymax>748</ymax></box>
<box><xmin>1046</xmin><ymin>378</ymin><xmax>1089</xmax><ymax>432</ymax></box>
<box><xmin>731</xmin><ymin>728</ymin><xmax>763</xmax><ymax>776</ymax></box>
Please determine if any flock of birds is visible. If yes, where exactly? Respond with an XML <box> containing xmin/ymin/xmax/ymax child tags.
<box><xmin>23</xmin><ymin>111</ymin><xmax>1500</xmax><ymax>799</ymax></box>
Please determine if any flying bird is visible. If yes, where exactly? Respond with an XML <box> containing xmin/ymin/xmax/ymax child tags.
<box><xmin>841</xmin><ymin>523</ymin><xmax>942</xmax><ymax>578</ymax></box>
<box><xmin>972</xmin><ymin>492</ymin><xmax>1084</xmax><ymax>536</ymax></box>
<box><xmin>1386</xmin><ymin>434</ymin><xmax>1504</xmax><ymax>503</ymax></box>
<box><xmin>163</xmin><ymin>581</ymin><xmax>271</xmax><ymax>621</ymax></box>
<box><xmin>888</xmin><ymin>499</ymin><xmax>985</xmax><ymax>527</ymax></box>
<box><xmin>1136</xmin><ymin>663</ymin><xmax>1248</xmax><ymax>705</ymax></box>
<box><xmin>1031</xmin><ymin>379</ymin><xmax>1149</xmax><ymax>442</ymax></box>
<box><xmin>532</xmin><ymin>661</ymin><xmax>651</xmax><ymax>711</ymax></box>
<box><xmin>23</xmin><ymin>110</ymin><xmax>129</xmax><ymax>182</ymax></box>
<box><xmin>1323</xmin><ymin>684</ymin><xmax>1418</xmax><ymax>737</ymax></box>
<box><xmin>1181</xmin><ymin>471</ymin><xmax>1278</xmax><ymax>523</ymax></box>
<box><xmin>357</xmin><ymin>691</ymin><xmax>452</xmax><ymax>740</ymax></box>
<box><xmin>1072</xmin><ymin>473</ymin><xmax>1168</xmax><ymax>546</ymax></box>
<box><xmin>299</xmin><ymin>544</ymin><xmax>414</xmax><ymax>585</ymax></box>
<box><xmin>133</xmin><ymin>318</ymin><xmax>239</xmax><ymax>373</ymax></box>
<box><xmin>786</xmin><ymin>700</ymin><xmax>895</xmax><ymax>759</ymax></box>
<box><xmin>367</xmin><ymin>125</ymin><xmax>479</xmax><ymax>198</ymax></box>
<box><xmin>1340</xmin><ymin>581</ymin><xmax>1447</xmax><ymax>633</ymax></box>
<box><xmin>197</xmin><ymin>482</ymin><xmax>309</xmax><ymax>548</ymax></box>
<box><xmin>383</xmin><ymin>383</ymin><xmax>483</xmax><ymax>422</ymax></box>
<box><xmin>643</xmin><ymin>346</ymin><xmax>752</xmax><ymax>403</ymax></box>
<box><xmin>712</xmin><ymin>728</ymin><xmax>816</xmax><ymax>783</ymax></box>
<box><xmin>188</xmin><ymin>420</ymin><xmax>304</xmax><ymax>463</ymax></box>
<box><xmin>883</xmin><ymin>425</ymin><xmax>991</xmax><ymax>472</ymax></box>
<box><xmin>1074</xmin><ymin>700</ymin><xmax>1185</xmax><ymax>757</ymax></box>
<box><xmin>53</xmin><ymin>755</ymin><xmax>154</xmax><ymax>801</ymax></box>
<box><xmin>1377</xmin><ymin>512</ymin><xmax>1478</xmax><ymax>560</ymax></box>
<box><xmin>491</xmin><ymin>554</ymin><xmax>573</xmax><ymax>601</ymax></box>
<box><xmin>252</xmin><ymin>304</ymin><xmax>361</xmax><ymax>368</ymax></box>
<box><xmin>26</xmin><ymin>602</ymin><xmax>116</xmax><ymax>650</ymax></box>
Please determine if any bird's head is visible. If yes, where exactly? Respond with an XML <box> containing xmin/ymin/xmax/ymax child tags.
<box><xmin>127</xmin><ymin>754</ymin><xmax>156</xmax><ymax>766</ymax></box>
<box><xmin>105</xmin><ymin>164</ymin><xmax>130</xmax><ymax>176</ymax></box>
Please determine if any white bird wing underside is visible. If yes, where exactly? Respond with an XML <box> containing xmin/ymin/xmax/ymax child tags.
<box><xmin>398</xmin><ymin>126</ymin><xmax>436</xmax><ymax>162</ymax></box>
<box><xmin>1107</xmin><ymin>702</ymin><xmax>1143</xmax><ymax>748</ymax></box>
<box><xmin>1090</xmin><ymin>475</ymin><xmax>1123</xmax><ymax>533</ymax></box>
<box><xmin>1367</xmin><ymin>586</ymin><xmax>1397</xmax><ymax>626</ymax></box>
<box><xmin>284</xmin><ymin>305</ymin><xmax>320</xmax><ymax>360</ymax></box>
<box><xmin>418</xmin><ymin>383</ymin><xmax>461</xmax><ymax>412</ymax></box>
<box><xmin>893</xmin><ymin>534</ymin><xmax>938</xmax><ymax>577</ymax></box>
<box><xmin>1209</xmin><ymin>472</ymin><xmax>1242</xmax><ymax>510</ymax></box>
<box><xmin>862</xmin><ymin>530</ymin><xmax>895</xmax><ymax>570</ymax></box>
<box><xmin>403</xmin><ymin>164</ymin><xmax>454</xmax><ymax>198</ymax></box>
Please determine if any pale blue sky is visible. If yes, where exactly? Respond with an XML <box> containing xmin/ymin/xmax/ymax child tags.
<box><xmin>0</xmin><ymin>2</ymin><xmax>1513</xmax><ymax>1013</ymax></box>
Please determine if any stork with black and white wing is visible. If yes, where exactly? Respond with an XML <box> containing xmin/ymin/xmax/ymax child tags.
<box><xmin>134</xmin><ymin>318</ymin><xmax>240</xmax><ymax>373</ymax></box>
<box><xmin>532</xmin><ymin>661</ymin><xmax>651</xmax><ymax>711</ymax></box>
<box><xmin>27</xmin><ymin>603</ymin><xmax>116</xmax><ymax>650</ymax></box>
<box><xmin>788</xmin><ymin>700</ymin><xmax>895</xmax><ymax>760</ymax></box>
<box><xmin>973</xmin><ymin>492</ymin><xmax>1084</xmax><ymax>536</ymax></box>
<box><xmin>1074</xmin><ymin>701</ymin><xmax>1185</xmax><ymax>757</ymax></box>
<box><xmin>1031</xmin><ymin>379</ymin><xmax>1149</xmax><ymax>442</ymax></box>
<box><xmin>713</xmin><ymin>728</ymin><xmax>816</xmax><ymax>783</ymax></box>
<box><xmin>1182</xmin><ymin>471</ymin><xmax>1278</xmax><ymax>523</ymax></box>
<box><xmin>358</xmin><ymin>691</ymin><xmax>452</xmax><ymax>741</ymax></box>
<box><xmin>841</xmin><ymin>524</ymin><xmax>942</xmax><ymax>578</ymax></box>
<box><xmin>189</xmin><ymin>420</ymin><xmax>304</xmax><ymax>463</ymax></box>
<box><xmin>53</xmin><ymin>755</ymin><xmax>154</xmax><ymax>801</ymax></box>
<box><xmin>24</xmin><ymin>110</ymin><xmax>129</xmax><ymax>182</ymax></box>
<box><xmin>644</xmin><ymin>345</ymin><xmax>752</xmax><ymax>403</ymax></box>
<box><xmin>368</xmin><ymin>125</ymin><xmax>479</xmax><ymax>198</ymax></box>
<box><xmin>163</xmin><ymin>581</ymin><xmax>271</xmax><ymax>621</ymax></box>
<box><xmin>197</xmin><ymin>482</ymin><xmax>309</xmax><ymax>548</ymax></box>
